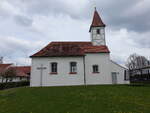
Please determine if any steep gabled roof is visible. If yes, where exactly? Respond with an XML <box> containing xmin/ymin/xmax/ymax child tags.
<box><xmin>30</xmin><ymin>42</ymin><xmax>110</xmax><ymax>57</ymax></box>
<box><xmin>89</xmin><ymin>9</ymin><xmax>105</xmax><ymax>32</ymax></box>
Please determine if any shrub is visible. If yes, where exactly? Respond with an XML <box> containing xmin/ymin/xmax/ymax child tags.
<box><xmin>0</xmin><ymin>81</ymin><xmax>30</xmax><ymax>90</ymax></box>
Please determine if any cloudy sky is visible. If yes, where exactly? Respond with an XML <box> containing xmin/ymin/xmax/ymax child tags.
<box><xmin>0</xmin><ymin>0</ymin><xmax>150</xmax><ymax>66</ymax></box>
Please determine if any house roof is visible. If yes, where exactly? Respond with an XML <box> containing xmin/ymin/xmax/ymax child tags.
<box><xmin>110</xmin><ymin>60</ymin><xmax>127</xmax><ymax>70</ymax></box>
<box><xmin>0</xmin><ymin>64</ymin><xmax>30</xmax><ymax>77</ymax></box>
<box><xmin>133</xmin><ymin>65</ymin><xmax>150</xmax><ymax>70</ymax></box>
<box><xmin>31</xmin><ymin>42</ymin><xmax>110</xmax><ymax>57</ymax></box>
<box><xmin>89</xmin><ymin>9</ymin><xmax>105</xmax><ymax>32</ymax></box>
<box><xmin>11</xmin><ymin>66</ymin><xmax>31</xmax><ymax>77</ymax></box>
<box><xmin>0</xmin><ymin>64</ymin><xmax>12</xmax><ymax>73</ymax></box>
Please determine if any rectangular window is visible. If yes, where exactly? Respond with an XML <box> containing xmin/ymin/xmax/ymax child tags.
<box><xmin>70</xmin><ymin>62</ymin><xmax>77</xmax><ymax>74</ymax></box>
<box><xmin>51</xmin><ymin>62</ymin><xmax>57</xmax><ymax>73</ymax></box>
<box><xmin>97</xmin><ymin>29</ymin><xmax>100</xmax><ymax>34</ymax></box>
<box><xmin>93</xmin><ymin>65</ymin><xmax>99</xmax><ymax>73</ymax></box>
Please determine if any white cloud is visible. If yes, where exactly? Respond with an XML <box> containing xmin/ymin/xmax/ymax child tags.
<box><xmin>31</xmin><ymin>14</ymin><xmax>90</xmax><ymax>41</ymax></box>
<box><xmin>107</xmin><ymin>28</ymin><xmax>150</xmax><ymax>65</ymax></box>
<box><xmin>4</xmin><ymin>57</ymin><xmax>31</xmax><ymax>66</ymax></box>
<box><xmin>0</xmin><ymin>36</ymin><xmax>45</xmax><ymax>65</ymax></box>
<box><xmin>0</xmin><ymin>0</ymin><xmax>21</xmax><ymax>17</ymax></box>
<box><xmin>0</xmin><ymin>0</ymin><xmax>150</xmax><ymax>66</ymax></box>
<box><xmin>126</xmin><ymin>0</ymin><xmax>150</xmax><ymax>17</ymax></box>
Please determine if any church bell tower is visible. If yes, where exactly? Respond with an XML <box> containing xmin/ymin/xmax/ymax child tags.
<box><xmin>89</xmin><ymin>8</ymin><xmax>106</xmax><ymax>46</ymax></box>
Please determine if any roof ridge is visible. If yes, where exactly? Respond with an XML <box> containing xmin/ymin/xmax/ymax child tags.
<box><xmin>0</xmin><ymin>64</ymin><xmax>13</xmax><ymax>66</ymax></box>
<box><xmin>51</xmin><ymin>41</ymin><xmax>91</xmax><ymax>43</ymax></box>
<box><xmin>31</xmin><ymin>42</ymin><xmax>110</xmax><ymax>57</ymax></box>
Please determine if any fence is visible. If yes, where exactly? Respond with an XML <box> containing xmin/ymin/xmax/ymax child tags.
<box><xmin>126</xmin><ymin>67</ymin><xmax>150</xmax><ymax>83</ymax></box>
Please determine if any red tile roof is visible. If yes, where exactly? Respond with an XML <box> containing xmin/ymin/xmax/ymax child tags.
<box><xmin>0</xmin><ymin>64</ymin><xmax>12</xmax><ymax>73</ymax></box>
<box><xmin>11</xmin><ymin>66</ymin><xmax>31</xmax><ymax>77</ymax></box>
<box><xmin>31</xmin><ymin>42</ymin><xmax>110</xmax><ymax>57</ymax></box>
<box><xmin>89</xmin><ymin>9</ymin><xmax>105</xmax><ymax>32</ymax></box>
<box><xmin>0</xmin><ymin>64</ymin><xmax>30</xmax><ymax>77</ymax></box>
<box><xmin>83</xmin><ymin>46</ymin><xmax>110</xmax><ymax>53</ymax></box>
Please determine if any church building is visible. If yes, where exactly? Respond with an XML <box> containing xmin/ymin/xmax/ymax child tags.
<box><xmin>30</xmin><ymin>9</ymin><xmax>129</xmax><ymax>86</ymax></box>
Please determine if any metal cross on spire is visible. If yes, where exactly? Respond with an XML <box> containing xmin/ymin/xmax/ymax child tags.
<box><xmin>93</xmin><ymin>0</ymin><xmax>96</xmax><ymax>10</ymax></box>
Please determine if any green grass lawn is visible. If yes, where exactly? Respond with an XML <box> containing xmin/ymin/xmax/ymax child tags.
<box><xmin>0</xmin><ymin>85</ymin><xmax>150</xmax><ymax>113</ymax></box>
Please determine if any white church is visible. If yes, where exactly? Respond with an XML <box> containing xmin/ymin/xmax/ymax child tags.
<box><xmin>30</xmin><ymin>9</ymin><xmax>129</xmax><ymax>87</ymax></box>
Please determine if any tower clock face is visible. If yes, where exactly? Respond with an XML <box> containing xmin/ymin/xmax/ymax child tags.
<box><xmin>91</xmin><ymin>27</ymin><xmax>105</xmax><ymax>46</ymax></box>
<box><xmin>95</xmin><ymin>39</ymin><xmax>104</xmax><ymax>45</ymax></box>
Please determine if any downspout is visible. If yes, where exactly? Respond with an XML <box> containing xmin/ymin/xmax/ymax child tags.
<box><xmin>83</xmin><ymin>56</ymin><xmax>86</xmax><ymax>85</ymax></box>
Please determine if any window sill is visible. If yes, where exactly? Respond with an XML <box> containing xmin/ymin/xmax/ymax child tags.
<box><xmin>69</xmin><ymin>72</ymin><xmax>77</xmax><ymax>74</ymax></box>
<box><xmin>92</xmin><ymin>72</ymin><xmax>100</xmax><ymax>74</ymax></box>
<box><xmin>50</xmin><ymin>72</ymin><xmax>58</xmax><ymax>75</ymax></box>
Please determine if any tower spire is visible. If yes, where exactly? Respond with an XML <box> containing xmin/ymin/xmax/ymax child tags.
<box><xmin>89</xmin><ymin>9</ymin><xmax>105</xmax><ymax>32</ymax></box>
<box><xmin>89</xmin><ymin>9</ymin><xmax>106</xmax><ymax>46</ymax></box>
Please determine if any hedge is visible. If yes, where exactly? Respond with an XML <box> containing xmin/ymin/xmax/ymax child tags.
<box><xmin>0</xmin><ymin>81</ymin><xmax>30</xmax><ymax>90</ymax></box>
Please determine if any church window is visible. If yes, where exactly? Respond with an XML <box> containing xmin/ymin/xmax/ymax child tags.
<box><xmin>70</xmin><ymin>62</ymin><xmax>77</xmax><ymax>74</ymax></box>
<box><xmin>51</xmin><ymin>62</ymin><xmax>57</xmax><ymax>73</ymax></box>
<box><xmin>96</xmin><ymin>29</ymin><xmax>100</xmax><ymax>34</ymax></box>
<box><xmin>93</xmin><ymin>65</ymin><xmax>99</xmax><ymax>73</ymax></box>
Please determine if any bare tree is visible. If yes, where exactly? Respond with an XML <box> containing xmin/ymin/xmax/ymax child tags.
<box><xmin>0</xmin><ymin>71</ymin><xmax>5</xmax><ymax>83</ymax></box>
<box><xmin>3</xmin><ymin>67</ymin><xmax>17</xmax><ymax>83</ymax></box>
<box><xmin>126</xmin><ymin>53</ymin><xmax>149</xmax><ymax>70</ymax></box>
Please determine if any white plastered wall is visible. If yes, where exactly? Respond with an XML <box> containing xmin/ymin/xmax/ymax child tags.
<box><xmin>30</xmin><ymin>54</ymin><xmax>130</xmax><ymax>87</ymax></box>
<box><xmin>85</xmin><ymin>53</ymin><xmax>112</xmax><ymax>85</ymax></box>
<box><xmin>30</xmin><ymin>57</ymin><xmax>85</xmax><ymax>86</ymax></box>
<box><xmin>110</xmin><ymin>60</ymin><xmax>130</xmax><ymax>84</ymax></box>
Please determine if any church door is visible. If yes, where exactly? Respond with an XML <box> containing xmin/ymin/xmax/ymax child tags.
<box><xmin>111</xmin><ymin>72</ymin><xmax>118</xmax><ymax>84</ymax></box>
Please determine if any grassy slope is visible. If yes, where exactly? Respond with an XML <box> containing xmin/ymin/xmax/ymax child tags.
<box><xmin>0</xmin><ymin>85</ymin><xmax>150</xmax><ymax>113</ymax></box>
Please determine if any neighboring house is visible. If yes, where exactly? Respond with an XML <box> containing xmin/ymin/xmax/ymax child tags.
<box><xmin>127</xmin><ymin>66</ymin><xmax>150</xmax><ymax>82</ymax></box>
<box><xmin>0</xmin><ymin>64</ymin><xmax>12</xmax><ymax>82</ymax></box>
<box><xmin>11</xmin><ymin>66</ymin><xmax>31</xmax><ymax>82</ymax></box>
<box><xmin>30</xmin><ymin>9</ymin><xmax>130</xmax><ymax>87</ymax></box>
<box><xmin>0</xmin><ymin>64</ymin><xmax>30</xmax><ymax>83</ymax></box>
<box><xmin>141</xmin><ymin>66</ymin><xmax>150</xmax><ymax>74</ymax></box>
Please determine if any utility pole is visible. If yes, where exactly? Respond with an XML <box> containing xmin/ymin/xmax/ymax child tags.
<box><xmin>0</xmin><ymin>57</ymin><xmax>3</xmax><ymax>64</ymax></box>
